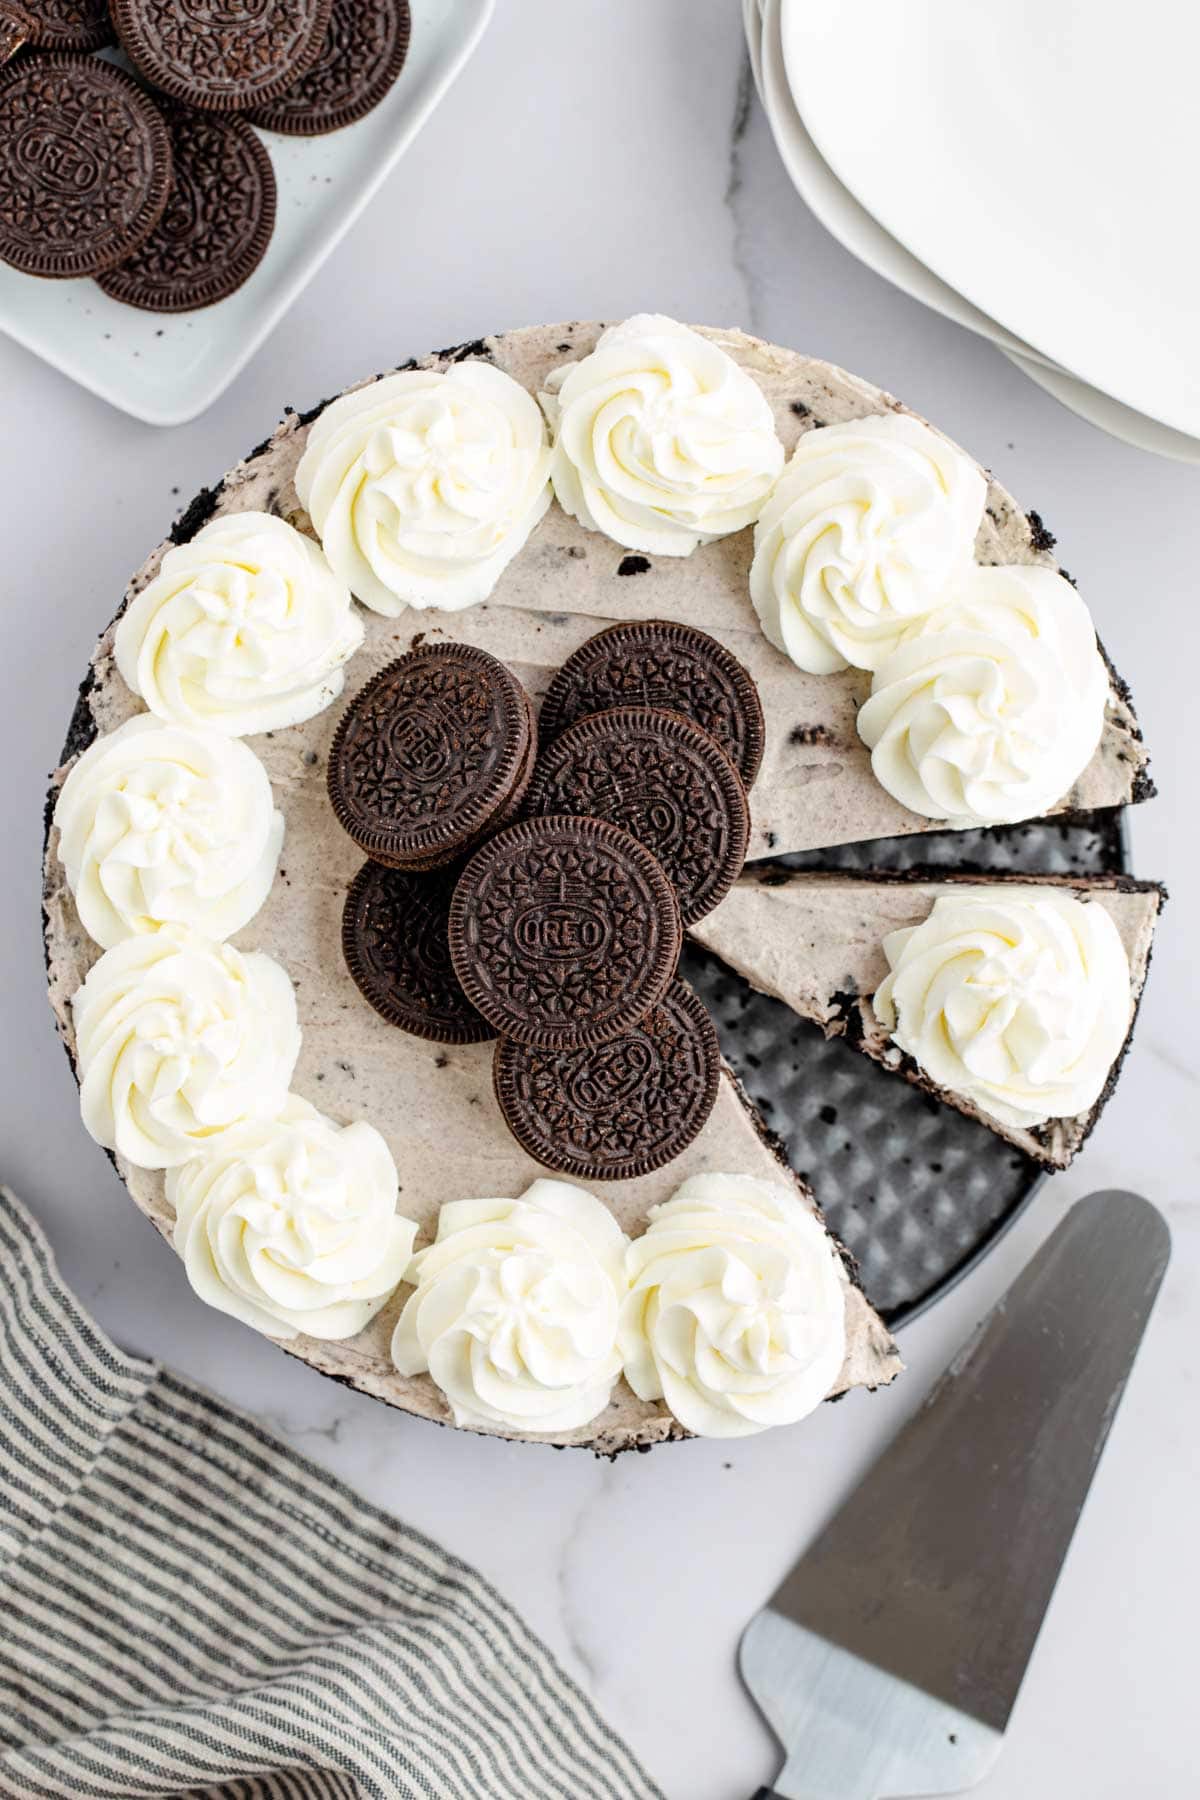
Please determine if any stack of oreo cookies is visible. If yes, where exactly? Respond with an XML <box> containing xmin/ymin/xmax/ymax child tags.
<box><xmin>333</xmin><ymin>623</ymin><xmax>766</xmax><ymax>1183</ymax></box>
<box><xmin>0</xmin><ymin>0</ymin><xmax>411</xmax><ymax>311</ymax></box>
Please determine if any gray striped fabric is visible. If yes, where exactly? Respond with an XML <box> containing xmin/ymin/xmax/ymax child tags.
<box><xmin>0</xmin><ymin>1186</ymin><xmax>662</xmax><ymax>1800</ymax></box>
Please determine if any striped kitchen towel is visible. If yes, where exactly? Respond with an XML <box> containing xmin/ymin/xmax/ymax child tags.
<box><xmin>0</xmin><ymin>1186</ymin><xmax>662</xmax><ymax>1800</ymax></box>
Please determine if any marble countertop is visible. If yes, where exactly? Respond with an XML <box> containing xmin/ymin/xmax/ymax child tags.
<box><xmin>1</xmin><ymin>5</ymin><xmax>1195</xmax><ymax>1795</ymax></box>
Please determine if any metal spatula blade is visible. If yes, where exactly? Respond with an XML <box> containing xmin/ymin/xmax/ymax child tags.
<box><xmin>741</xmin><ymin>1190</ymin><xmax>1170</xmax><ymax>1800</ymax></box>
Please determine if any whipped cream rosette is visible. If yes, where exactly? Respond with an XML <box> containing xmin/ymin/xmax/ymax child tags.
<box><xmin>750</xmin><ymin>412</ymin><xmax>986</xmax><ymax>673</ymax></box>
<box><xmin>857</xmin><ymin>564</ymin><xmax>1109</xmax><ymax>828</ymax></box>
<box><xmin>392</xmin><ymin>1180</ymin><xmax>629</xmax><ymax>1434</ymax></box>
<box><xmin>874</xmin><ymin>887</ymin><xmax>1132</xmax><ymax>1130</ymax></box>
<box><xmin>541</xmin><ymin>314</ymin><xmax>784</xmax><ymax>556</ymax></box>
<box><xmin>115</xmin><ymin>512</ymin><xmax>363</xmax><ymax>737</ymax></box>
<box><xmin>53</xmin><ymin>713</ymin><xmax>284</xmax><ymax>949</ymax></box>
<box><xmin>294</xmin><ymin>363</ymin><xmax>552</xmax><ymax>615</ymax></box>
<box><xmin>169</xmin><ymin>1096</ymin><xmax>414</xmax><ymax>1341</ymax></box>
<box><xmin>619</xmin><ymin>1173</ymin><xmax>848</xmax><ymax>1439</ymax></box>
<box><xmin>72</xmin><ymin>926</ymin><xmax>300</xmax><ymax>1170</ymax></box>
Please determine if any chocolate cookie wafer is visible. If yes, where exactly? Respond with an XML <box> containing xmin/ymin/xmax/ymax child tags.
<box><xmin>524</xmin><ymin>705</ymin><xmax>750</xmax><ymax>926</ymax></box>
<box><xmin>0</xmin><ymin>0</ymin><xmax>114</xmax><ymax>56</ymax></box>
<box><xmin>493</xmin><ymin>980</ymin><xmax>721</xmax><ymax>1181</ymax></box>
<box><xmin>0</xmin><ymin>4</ymin><xmax>31</xmax><ymax>62</ymax></box>
<box><xmin>112</xmin><ymin>0</ymin><xmax>333</xmax><ymax>113</ymax></box>
<box><xmin>342</xmin><ymin>860</ymin><xmax>493</xmax><ymax>1045</ymax></box>
<box><xmin>98</xmin><ymin>107</ymin><xmax>276</xmax><ymax>312</ymax></box>
<box><xmin>539</xmin><ymin>619</ymin><xmax>765</xmax><ymax>789</ymax></box>
<box><xmin>0</xmin><ymin>55</ymin><xmax>172</xmax><ymax>280</ymax></box>
<box><xmin>449</xmin><ymin>814</ymin><xmax>682</xmax><ymax>1051</ymax></box>
<box><xmin>249</xmin><ymin>0</ymin><xmax>410</xmax><ymax>137</ymax></box>
<box><xmin>327</xmin><ymin>644</ymin><xmax>535</xmax><ymax>870</ymax></box>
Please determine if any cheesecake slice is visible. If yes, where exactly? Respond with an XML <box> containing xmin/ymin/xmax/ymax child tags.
<box><xmin>689</xmin><ymin>869</ymin><xmax>1163</xmax><ymax>1170</ymax></box>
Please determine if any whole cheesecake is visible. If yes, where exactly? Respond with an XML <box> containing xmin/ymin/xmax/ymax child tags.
<box><xmin>43</xmin><ymin>321</ymin><xmax>1154</xmax><ymax>1450</ymax></box>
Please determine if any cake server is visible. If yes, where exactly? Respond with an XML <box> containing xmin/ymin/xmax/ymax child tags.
<box><xmin>741</xmin><ymin>1188</ymin><xmax>1170</xmax><ymax>1800</ymax></box>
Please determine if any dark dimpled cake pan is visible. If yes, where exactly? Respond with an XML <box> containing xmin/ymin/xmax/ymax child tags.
<box><xmin>685</xmin><ymin>810</ymin><xmax>1130</xmax><ymax>1328</ymax></box>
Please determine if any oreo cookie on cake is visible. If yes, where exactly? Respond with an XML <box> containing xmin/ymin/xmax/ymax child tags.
<box><xmin>539</xmin><ymin>620</ymin><xmax>765</xmax><ymax>791</ymax></box>
<box><xmin>449</xmin><ymin>814</ymin><xmax>682</xmax><ymax>1051</ymax></box>
<box><xmin>494</xmin><ymin>980</ymin><xmax>720</xmax><ymax>1181</ymax></box>
<box><xmin>342</xmin><ymin>860</ymin><xmax>493</xmax><ymax>1045</ymax></box>
<box><xmin>327</xmin><ymin>643</ymin><xmax>536</xmax><ymax>870</ymax></box>
<box><xmin>525</xmin><ymin>704</ymin><xmax>750</xmax><ymax>926</ymax></box>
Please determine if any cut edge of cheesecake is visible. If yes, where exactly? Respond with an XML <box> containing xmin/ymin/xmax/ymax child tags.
<box><xmin>688</xmin><ymin>868</ymin><xmax>1165</xmax><ymax>1171</ymax></box>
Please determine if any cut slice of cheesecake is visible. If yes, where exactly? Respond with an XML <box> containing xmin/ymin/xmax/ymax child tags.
<box><xmin>688</xmin><ymin>869</ymin><xmax>1164</xmax><ymax>1170</ymax></box>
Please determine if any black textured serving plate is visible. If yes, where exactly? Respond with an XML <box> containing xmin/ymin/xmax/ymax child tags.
<box><xmin>681</xmin><ymin>811</ymin><xmax>1128</xmax><ymax>1330</ymax></box>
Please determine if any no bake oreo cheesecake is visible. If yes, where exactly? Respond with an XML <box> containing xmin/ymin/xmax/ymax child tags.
<box><xmin>43</xmin><ymin>317</ymin><xmax>1157</xmax><ymax>1450</ymax></box>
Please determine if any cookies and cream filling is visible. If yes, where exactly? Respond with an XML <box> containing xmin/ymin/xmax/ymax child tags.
<box><xmin>541</xmin><ymin>314</ymin><xmax>784</xmax><ymax>556</ymax></box>
<box><xmin>295</xmin><ymin>361</ymin><xmax>552</xmax><ymax>615</ymax></box>
<box><xmin>115</xmin><ymin>511</ymin><xmax>363</xmax><ymax>737</ymax></box>
<box><xmin>169</xmin><ymin>1095</ymin><xmax>415</xmax><ymax>1342</ymax></box>
<box><xmin>873</xmin><ymin>887</ymin><xmax>1133</xmax><ymax>1131</ymax></box>
<box><xmin>54</xmin><ymin>712</ymin><xmax>284</xmax><ymax>947</ymax></box>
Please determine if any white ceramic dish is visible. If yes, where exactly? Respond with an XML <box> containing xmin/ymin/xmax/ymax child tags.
<box><xmin>770</xmin><ymin>1</ymin><xmax>1200</xmax><ymax>463</ymax></box>
<box><xmin>0</xmin><ymin>0</ymin><xmax>494</xmax><ymax>425</ymax></box>
<box><xmin>783</xmin><ymin>0</ymin><xmax>1200</xmax><ymax>439</ymax></box>
<box><xmin>765</xmin><ymin>0</ymin><xmax>1050</xmax><ymax>365</ymax></box>
<box><xmin>743</xmin><ymin>0</ymin><xmax>765</xmax><ymax>103</ymax></box>
<box><xmin>1003</xmin><ymin>349</ymin><xmax>1200</xmax><ymax>466</ymax></box>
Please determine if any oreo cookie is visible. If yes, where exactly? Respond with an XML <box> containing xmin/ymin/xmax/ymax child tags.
<box><xmin>540</xmin><ymin>620</ymin><xmax>765</xmax><ymax>790</ymax></box>
<box><xmin>112</xmin><ymin>0</ymin><xmax>333</xmax><ymax>113</ymax></box>
<box><xmin>249</xmin><ymin>0</ymin><xmax>411</xmax><ymax>137</ymax></box>
<box><xmin>0</xmin><ymin>55</ymin><xmax>172</xmax><ymax>280</ymax></box>
<box><xmin>342</xmin><ymin>860</ymin><xmax>493</xmax><ymax>1045</ymax></box>
<box><xmin>0</xmin><ymin>4</ymin><xmax>31</xmax><ymax>63</ymax></box>
<box><xmin>493</xmin><ymin>981</ymin><xmax>721</xmax><ymax>1181</ymax></box>
<box><xmin>327</xmin><ymin>644</ymin><xmax>535</xmax><ymax>870</ymax></box>
<box><xmin>0</xmin><ymin>0</ymin><xmax>114</xmax><ymax>56</ymax></box>
<box><xmin>98</xmin><ymin>107</ymin><xmax>276</xmax><ymax>312</ymax></box>
<box><xmin>524</xmin><ymin>705</ymin><xmax>750</xmax><ymax>927</ymax></box>
<box><xmin>449</xmin><ymin>815</ymin><xmax>682</xmax><ymax>1051</ymax></box>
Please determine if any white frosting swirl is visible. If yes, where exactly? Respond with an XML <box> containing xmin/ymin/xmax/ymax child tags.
<box><xmin>750</xmin><ymin>412</ymin><xmax>986</xmax><ymax>672</ymax></box>
<box><xmin>873</xmin><ymin>887</ymin><xmax>1132</xmax><ymax>1131</ymax></box>
<box><xmin>54</xmin><ymin>714</ymin><xmax>284</xmax><ymax>950</ymax></box>
<box><xmin>72</xmin><ymin>926</ymin><xmax>301</xmax><ymax>1170</ymax></box>
<box><xmin>294</xmin><ymin>363</ymin><xmax>552</xmax><ymax>615</ymax></box>
<box><xmin>114</xmin><ymin>512</ymin><xmax>363</xmax><ymax>737</ymax></box>
<box><xmin>857</xmin><ymin>565</ymin><xmax>1109</xmax><ymax>827</ymax></box>
<box><xmin>541</xmin><ymin>315</ymin><xmax>784</xmax><ymax>556</ymax></box>
<box><xmin>391</xmin><ymin>1180</ymin><xmax>628</xmax><ymax>1434</ymax></box>
<box><xmin>168</xmin><ymin>1096</ymin><xmax>414</xmax><ymax>1341</ymax></box>
<box><xmin>619</xmin><ymin>1173</ymin><xmax>847</xmax><ymax>1439</ymax></box>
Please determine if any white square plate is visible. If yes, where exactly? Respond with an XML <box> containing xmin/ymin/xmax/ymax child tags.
<box><xmin>0</xmin><ymin>0</ymin><xmax>493</xmax><ymax>425</ymax></box>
